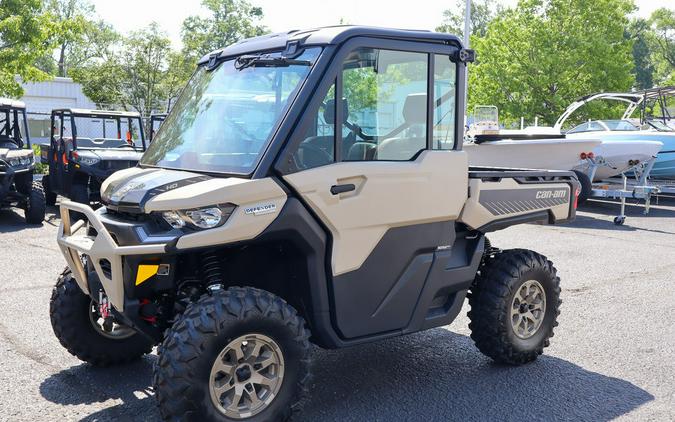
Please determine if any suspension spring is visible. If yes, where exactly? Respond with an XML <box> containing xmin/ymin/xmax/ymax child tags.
<box><xmin>201</xmin><ymin>252</ymin><xmax>223</xmax><ymax>287</ymax></box>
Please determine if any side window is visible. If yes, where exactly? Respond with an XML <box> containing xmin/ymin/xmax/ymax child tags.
<box><xmin>433</xmin><ymin>55</ymin><xmax>456</xmax><ymax>149</ymax></box>
<box><xmin>287</xmin><ymin>82</ymin><xmax>336</xmax><ymax>171</ymax></box>
<box><xmin>341</xmin><ymin>48</ymin><xmax>428</xmax><ymax>161</ymax></box>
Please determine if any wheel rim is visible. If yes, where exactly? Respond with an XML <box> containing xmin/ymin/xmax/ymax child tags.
<box><xmin>510</xmin><ymin>280</ymin><xmax>547</xmax><ymax>339</ymax></box>
<box><xmin>209</xmin><ymin>334</ymin><xmax>285</xmax><ymax>419</ymax></box>
<box><xmin>88</xmin><ymin>301</ymin><xmax>135</xmax><ymax>340</ymax></box>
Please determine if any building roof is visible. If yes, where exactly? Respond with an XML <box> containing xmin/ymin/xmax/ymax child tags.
<box><xmin>199</xmin><ymin>25</ymin><xmax>463</xmax><ymax>64</ymax></box>
<box><xmin>0</xmin><ymin>97</ymin><xmax>26</xmax><ymax>110</ymax></box>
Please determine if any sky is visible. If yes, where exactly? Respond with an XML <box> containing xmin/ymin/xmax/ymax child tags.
<box><xmin>90</xmin><ymin>0</ymin><xmax>663</xmax><ymax>49</ymax></box>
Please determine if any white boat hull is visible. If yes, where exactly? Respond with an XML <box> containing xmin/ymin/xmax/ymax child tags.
<box><xmin>566</xmin><ymin>136</ymin><xmax>663</xmax><ymax>180</ymax></box>
<box><xmin>465</xmin><ymin>138</ymin><xmax>601</xmax><ymax>171</ymax></box>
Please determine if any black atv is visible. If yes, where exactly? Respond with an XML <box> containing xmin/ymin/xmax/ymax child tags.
<box><xmin>40</xmin><ymin>108</ymin><xmax>147</xmax><ymax>207</ymax></box>
<box><xmin>0</xmin><ymin>98</ymin><xmax>45</xmax><ymax>224</ymax></box>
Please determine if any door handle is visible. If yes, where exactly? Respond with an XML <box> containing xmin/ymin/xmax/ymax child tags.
<box><xmin>330</xmin><ymin>183</ymin><xmax>356</xmax><ymax>195</ymax></box>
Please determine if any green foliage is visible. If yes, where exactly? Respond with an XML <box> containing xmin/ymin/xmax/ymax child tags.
<box><xmin>436</xmin><ymin>0</ymin><xmax>501</xmax><ymax>39</ymax></box>
<box><xmin>71</xmin><ymin>23</ymin><xmax>172</xmax><ymax>117</ymax></box>
<box><xmin>626</xmin><ymin>18</ymin><xmax>656</xmax><ymax>89</ymax></box>
<box><xmin>469</xmin><ymin>0</ymin><xmax>636</xmax><ymax>127</ymax></box>
<box><xmin>181</xmin><ymin>0</ymin><xmax>266</xmax><ymax>61</ymax></box>
<box><xmin>650</xmin><ymin>7</ymin><xmax>675</xmax><ymax>86</ymax></box>
<box><xmin>45</xmin><ymin>0</ymin><xmax>91</xmax><ymax>77</ymax></box>
<box><xmin>32</xmin><ymin>144</ymin><xmax>47</xmax><ymax>174</ymax></box>
<box><xmin>0</xmin><ymin>0</ymin><xmax>58</xmax><ymax>97</ymax></box>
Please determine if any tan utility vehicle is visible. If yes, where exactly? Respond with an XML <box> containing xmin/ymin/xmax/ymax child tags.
<box><xmin>51</xmin><ymin>27</ymin><xmax>580</xmax><ymax>421</ymax></box>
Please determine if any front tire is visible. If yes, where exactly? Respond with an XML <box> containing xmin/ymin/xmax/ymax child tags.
<box><xmin>469</xmin><ymin>249</ymin><xmax>561</xmax><ymax>365</ymax></box>
<box><xmin>154</xmin><ymin>287</ymin><xmax>311</xmax><ymax>422</ymax></box>
<box><xmin>42</xmin><ymin>174</ymin><xmax>57</xmax><ymax>206</ymax></box>
<box><xmin>49</xmin><ymin>268</ymin><xmax>154</xmax><ymax>366</ymax></box>
<box><xmin>24</xmin><ymin>181</ymin><xmax>46</xmax><ymax>224</ymax></box>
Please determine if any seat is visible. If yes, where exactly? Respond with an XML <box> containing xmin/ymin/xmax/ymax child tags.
<box><xmin>376</xmin><ymin>93</ymin><xmax>427</xmax><ymax>160</ymax></box>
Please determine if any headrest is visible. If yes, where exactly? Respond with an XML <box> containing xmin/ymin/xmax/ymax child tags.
<box><xmin>323</xmin><ymin>98</ymin><xmax>349</xmax><ymax>125</ymax></box>
<box><xmin>403</xmin><ymin>93</ymin><xmax>427</xmax><ymax>125</ymax></box>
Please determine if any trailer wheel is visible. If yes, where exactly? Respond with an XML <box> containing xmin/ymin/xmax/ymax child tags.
<box><xmin>469</xmin><ymin>249</ymin><xmax>561</xmax><ymax>365</ymax></box>
<box><xmin>154</xmin><ymin>287</ymin><xmax>312</xmax><ymax>422</ymax></box>
<box><xmin>613</xmin><ymin>216</ymin><xmax>625</xmax><ymax>225</ymax></box>
<box><xmin>42</xmin><ymin>174</ymin><xmax>57</xmax><ymax>206</ymax></box>
<box><xmin>24</xmin><ymin>182</ymin><xmax>46</xmax><ymax>224</ymax></box>
<box><xmin>50</xmin><ymin>268</ymin><xmax>154</xmax><ymax>366</ymax></box>
<box><xmin>573</xmin><ymin>170</ymin><xmax>592</xmax><ymax>206</ymax></box>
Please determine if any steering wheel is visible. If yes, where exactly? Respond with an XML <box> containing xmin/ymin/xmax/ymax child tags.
<box><xmin>295</xmin><ymin>142</ymin><xmax>333</xmax><ymax>169</ymax></box>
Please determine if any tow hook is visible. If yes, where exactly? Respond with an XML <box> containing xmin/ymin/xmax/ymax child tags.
<box><xmin>98</xmin><ymin>290</ymin><xmax>114</xmax><ymax>332</ymax></box>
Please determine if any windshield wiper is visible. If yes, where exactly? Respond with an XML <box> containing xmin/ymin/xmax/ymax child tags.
<box><xmin>234</xmin><ymin>54</ymin><xmax>311</xmax><ymax>71</ymax></box>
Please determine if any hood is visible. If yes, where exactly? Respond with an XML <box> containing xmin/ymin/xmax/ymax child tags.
<box><xmin>0</xmin><ymin>148</ymin><xmax>33</xmax><ymax>161</ymax></box>
<box><xmin>80</xmin><ymin>148</ymin><xmax>144</xmax><ymax>161</ymax></box>
<box><xmin>101</xmin><ymin>167</ymin><xmax>212</xmax><ymax>211</ymax></box>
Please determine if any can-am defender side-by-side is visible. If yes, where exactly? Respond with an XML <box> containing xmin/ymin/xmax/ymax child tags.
<box><xmin>51</xmin><ymin>27</ymin><xmax>580</xmax><ymax>421</ymax></box>
<box><xmin>0</xmin><ymin>98</ymin><xmax>45</xmax><ymax>224</ymax></box>
<box><xmin>40</xmin><ymin>109</ymin><xmax>147</xmax><ymax>207</ymax></box>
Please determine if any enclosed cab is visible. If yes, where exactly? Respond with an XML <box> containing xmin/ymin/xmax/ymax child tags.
<box><xmin>52</xmin><ymin>27</ymin><xmax>578</xmax><ymax>421</ymax></box>
<box><xmin>40</xmin><ymin>109</ymin><xmax>147</xmax><ymax>206</ymax></box>
<box><xmin>0</xmin><ymin>98</ymin><xmax>45</xmax><ymax>223</ymax></box>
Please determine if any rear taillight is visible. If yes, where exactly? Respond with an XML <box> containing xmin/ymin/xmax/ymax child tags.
<box><xmin>573</xmin><ymin>187</ymin><xmax>580</xmax><ymax>209</ymax></box>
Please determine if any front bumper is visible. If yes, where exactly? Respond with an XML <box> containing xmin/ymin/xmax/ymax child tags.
<box><xmin>57</xmin><ymin>201</ymin><xmax>169</xmax><ymax>312</ymax></box>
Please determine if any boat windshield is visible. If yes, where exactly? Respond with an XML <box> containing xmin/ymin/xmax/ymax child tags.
<box><xmin>568</xmin><ymin>119</ymin><xmax>639</xmax><ymax>133</ymax></box>
<box><xmin>645</xmin><ymin>120</ymin><xmax>674</xmax><ymax>132</ymax></box>
<box><xmin>600</xmin><ymin>120</ymin><xmax>639</xmax><ymax>131</ymax></box>
<box><xmin>141</xmin><ymin>47</ymin><xmax>321</xmax><ymax>175</ymax></box>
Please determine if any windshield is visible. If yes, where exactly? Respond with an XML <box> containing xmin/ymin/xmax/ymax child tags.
<box><xmin>646</xmin><ymin>120</ymin><xmax>674</xmax><ymax>132</ymax></box>
<box><xmin>600</xmin><ymin>120</ymin><xmax>639</xmax><ymax>131</ymax></box>
<box><xmin>141</xmin><ymin>47</ymin><xmax>321</xmax><ymax>174</ymax></box>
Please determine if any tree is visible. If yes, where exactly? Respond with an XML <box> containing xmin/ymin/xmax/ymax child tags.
<box><xmin>46</xmin><ymin>0</ymin><xmax>91</xmax><ymax>77</ymax></box>
<box><xmin>650</xmin><ymin>7</ymin><xmax>675</xmax><ymax>85</ymax></box>
<box><xmin>436</xmin><ymin>0</ymin><xmax>501</xmax><ymax>39</ymax></box>
<box><xmin>0</xmin><ymin>0</ymin><xmax>58</xmax><ymax>97</ymax></box>
<box><xmin>181</xmin><ymin>0</ymin><xmax>266</xmax><ymax>61</ymax></box>
<box><xmin>469</xmin><ymin>0</ymin><xmax>636</xmax><ymax>127</ymax></box>
<box><xmin>626</xmin><ymin>18</ymin><xmax>655</xmax><ymax>89</ymax></box>
<box><xmin>71</xmin><ymin>23</ymin><xmax>172</xmax><ymax>116</ymax></box>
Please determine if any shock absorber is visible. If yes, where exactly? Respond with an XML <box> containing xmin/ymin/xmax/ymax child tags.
<box><xmin>201</xmin><ymin>251</ymin><xmax>224</xmax><ymax>291</ymax></box>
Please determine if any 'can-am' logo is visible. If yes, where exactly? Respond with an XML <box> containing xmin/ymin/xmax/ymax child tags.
<box><xmin>536</xmin><ymin>190</ymin><xmax>567</xmax><ymax>199</ymax></box>
<box><xmin>244</xmin><ymin>203</ymin><xmax>277</xmax><ymax>216</ymax></box>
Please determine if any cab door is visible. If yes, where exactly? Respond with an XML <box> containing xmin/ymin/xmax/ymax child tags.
<box><xmin>280</xmin><ymin>43</ymin><xmax>468</xmax><ymax>339</ymax></box>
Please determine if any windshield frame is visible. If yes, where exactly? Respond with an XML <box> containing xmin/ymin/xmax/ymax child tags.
<box><xmin>140</xmin><ymin>47</ymin><xmax>323</xmax><ymax>177</ymax></box>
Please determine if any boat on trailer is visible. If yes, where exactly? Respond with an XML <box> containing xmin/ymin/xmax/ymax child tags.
<box><xmin>465</xmin><ymin>106</ymin><xmax>601</xmax><ymax>173</ymax></box>
<box><xmin>555</xmin><ymin>86</ymin><xmax>675</xmax><ymax>179</ymax></box>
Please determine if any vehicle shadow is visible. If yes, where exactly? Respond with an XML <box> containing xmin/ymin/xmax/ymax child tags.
<box><xmin>39</xmin><ymin>330</ymin><xmax>653</xmax><ymax>422</ymax></box>
<box><xmin>0</xmin><ymin>208</ymin><xmax>42</xmax><ymax>233</ymax></box>
<box><xmin>555</xmin><ymin>198</ymin><xmax>675</xmax><ymax>234</ymax></box>
<box><xmin>39</xmin><ymin>355</ymin><xmax>159</xmax><ymax>422</ymax></box>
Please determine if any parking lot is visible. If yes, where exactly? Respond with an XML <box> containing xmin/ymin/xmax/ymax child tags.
<box><xmin>0</xmin><ymin>198</ymin><xmax>673</xmax><ymax>421</ymax></box>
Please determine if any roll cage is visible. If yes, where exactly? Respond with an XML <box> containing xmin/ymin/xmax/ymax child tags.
<box><xmin>50</xmin><ymin>109</ymin><xmax>147</xmax><ymax>151</ymax></box>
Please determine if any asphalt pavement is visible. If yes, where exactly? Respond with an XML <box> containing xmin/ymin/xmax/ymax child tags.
<box><xmin>0</xmin><ymin>198</ymin><xmax>673</xmax><ymax>421</ymax></box>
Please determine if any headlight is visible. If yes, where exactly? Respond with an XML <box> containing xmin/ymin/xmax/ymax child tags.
<box><xmin>8</xmin><ymin>158</ymin><xmax>20</xmax><ymax>167</ymax></box>
<box><xmin>161</xmin><ymin>204</ymin><xmax>235</xmax><ymax>230</ymax></box>
<box><xmin>72</xmin><ymin>153</ymin><xmax>100</xmax><ymax>166</ymax></box>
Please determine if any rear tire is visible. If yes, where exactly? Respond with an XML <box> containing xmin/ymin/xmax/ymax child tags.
<box><xmin>154</xmin><ymin>287</ymin><xmax>312</xmax><ymax>422</ymax></box>
<box><xmin>49</xmin><ymin>268</ymin><xmax>154</xmax><ymax>366</ymax></box>
<box><xmin>573</xmin><ymin>170</ymin><xmax>592</xmax><ymax>206</ymax></box>
<box><xmin>42</xmin><ymin>174</ymin><xmax>57</xmax><ymax>206</ymax></box>
<box><xmin>468</xmin><ymin>249</ymin><xmax>561</xmax><ymax>365</ymax></box>
<box><xmin>24</xmin><ymin>181</ymin><xmax>45</xmax><ymax>224</ymax></box>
